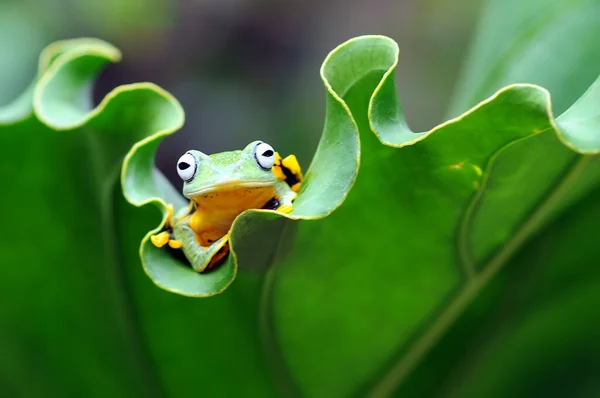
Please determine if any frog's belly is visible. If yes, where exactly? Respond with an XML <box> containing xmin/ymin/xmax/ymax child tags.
<box><xmin>189</xmin><ymin>186</ymin><xmax>276</xmax><ymax>246</ymax></box>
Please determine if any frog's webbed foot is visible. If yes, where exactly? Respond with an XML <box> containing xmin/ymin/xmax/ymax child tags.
<box><xmin>277</xmin><ymin>204</ymin><xmax>293</xmax><ymax>214</ymax></box>
<box><xmin>262</xmin><ymin>194</ymin><xmax>294</xmax><ymax>214</ymax></box>
<box><xmin>150</xmin><ymin>231</ymin><xmax>171</xmax><ymax>248</ymax></box>
<box><xmin>167</xmin><ymin>239</ymin><xmax>182</xmax><ymax>249</ymax></box>
<box><xmin>172</xmin><ymin>224</ymin><xmax>230</xmax><ymax>272</ymax></box>
<box><xmin>150</xmin><ymin>230</ymin><xmax>183</xmax><ymax>249</ymax></box>
<box><xmin>273</xmin><ymin>152</ymin><xmax>303</xmax><ymax>192</ymax></box>
<box><xmin>151</xmin><ymin>203</ymin><xmax>195</xmax><ymax>249</ymax></box>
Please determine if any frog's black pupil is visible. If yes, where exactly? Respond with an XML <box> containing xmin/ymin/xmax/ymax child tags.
<box><xmin>178</xmin><ymin>162</ymin><xmax>190</xmax><ymax>170</ymax></box>
<box><xmin>262</xmin><ymin>150</ymin><xmax>274</xmax><ymax>157</ymax></box>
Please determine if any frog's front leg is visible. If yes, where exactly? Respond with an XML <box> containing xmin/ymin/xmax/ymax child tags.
<box><xmin>274</xmin><ymin>182</ymin><xmax>298</xmax><ymax>214</ymax></box>
<box><xmin>172</xmin><ymin>220</ymin><xmax>229</xmax><ymax>272</ymax></box>
<box><xmin>150</xmin><ymin>202</ymin><xmax>196</xmax><ymax>249</ymax></box>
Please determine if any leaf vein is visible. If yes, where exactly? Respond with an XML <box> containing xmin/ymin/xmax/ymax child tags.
<box><xmin>367</xmin><ymin>154</ymin><xmax>590</xmax><ymax>398</ymax></box>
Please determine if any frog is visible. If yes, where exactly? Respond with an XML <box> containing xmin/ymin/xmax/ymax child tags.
<box><xmin>150</xmin><ymin>140</ymin><xmax>303</xmax><ymax>272</ymax></box>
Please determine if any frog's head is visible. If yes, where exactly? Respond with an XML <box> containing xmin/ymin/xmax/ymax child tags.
<box><xmin>177</xmin><ymin>140</ymin><xmax>278</xmax><ymax>200</ymax></box>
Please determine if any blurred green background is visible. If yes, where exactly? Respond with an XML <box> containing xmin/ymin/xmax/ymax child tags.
<box><xmin>0</xmin><ymin>0</ymin><xmax>479</xmax><ymax>186</ymax></box>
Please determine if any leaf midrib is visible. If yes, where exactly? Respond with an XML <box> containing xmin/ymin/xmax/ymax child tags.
<box><xmin>366</xmin><ymin>154</ymin><xmax>591</xmax><ymax>398</ymax></box>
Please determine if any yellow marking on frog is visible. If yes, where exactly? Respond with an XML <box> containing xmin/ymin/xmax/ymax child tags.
<box><xmin>151</xmin><ymin>231</ymin><xmax>170</xmax><ymax>248</ymax></box>
<box><xmin>449</xmin><ymin>161</ymin><xmax>464</xmax><ymax>170</ymax></box>
<box><xmin>282</xmin><ymin>155</ymin><xmax>303</xmax><ymax>181</ymax></box>
<box><xmin>168</xmin><ymin>239</ymin><xmax>182</xmax><ymax>249</ymax></box>
<box><xmin>272</xmin><ymin>152</ymin><xmax>287</xmax><ymax>181</ymax></box>
<box><xmin>273</xmin><ymin>167</ymin><xmax>286</xmax><ymax>181</ymax></box>
<box><xmin>291</xmin><ymin>182</ymin><xmax>302</xmax><ymax>192</ymax></box>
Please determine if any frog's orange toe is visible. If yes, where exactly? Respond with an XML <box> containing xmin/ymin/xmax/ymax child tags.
<box><xmin>151</xmin><ymin>231</ymin><xmax>170</xmax><ymax>248</ymax></box>
<box><xmin>277</xmin><ymin>204</ymin><xmax>293</xmax><ymax>214</ymax></box>
<box><xmin>168</xmin><ymin>239</ymin><xmax>183</xmax><ymax>249</ymax></box>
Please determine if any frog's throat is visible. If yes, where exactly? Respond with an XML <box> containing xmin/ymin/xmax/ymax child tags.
<box><xmin>184</xmin><ymin>179</ymin><xmax>277</xmax><ymax>198</ymax></box>
<box><xmin>188</xmin><ymin>184</ymin><xmax>277</xmax><ymax>246</ymax></box>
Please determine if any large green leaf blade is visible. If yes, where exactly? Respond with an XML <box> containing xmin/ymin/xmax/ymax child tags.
<box><xmin>383</xmin><ymin>0</ymin><xmax>600</xmax><ymax>393</ymax></box>
<box><xmin>264</xmin><ymin>36</ymin><xmax>600</xmax><ymax>398</ymax></box>
<box><xmin>0</xmin><ymin>40</ymin><xmax>161</xmax><ymax>397</ymax></box>
<box><xmin>3</xmin><ymin>15</ymin><xmax>600</xmax><ymax>397</ymax></box>
<box><xmin>116</xmin><ymin>200</ymin><xmax>280</xmax><ymax>397</ymax></box>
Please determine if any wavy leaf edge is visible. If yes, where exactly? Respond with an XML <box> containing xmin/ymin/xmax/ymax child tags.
<box><xmin>2</xmin><ymin>35</ymin><xmax>596</xmax><ymax>298</ymax></box>
<box><xmin>258</xmin><ymin>34</ymin><xmax>600</xmax><ymax>397</ymax></box>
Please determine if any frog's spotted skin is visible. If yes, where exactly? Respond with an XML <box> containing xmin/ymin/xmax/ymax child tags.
<box><xmin>151</xmin><ymin>141</ymin><xmax>303</xmax><ymax>272</ymax></box>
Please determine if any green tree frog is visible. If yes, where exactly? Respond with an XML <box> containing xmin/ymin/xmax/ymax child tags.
<box><xmin>151</xmin><ymin>140</ymin><xmax>303</xmax><ymax>272</ymax></box>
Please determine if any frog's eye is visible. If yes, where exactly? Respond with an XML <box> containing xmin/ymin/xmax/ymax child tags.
<box><xmin>254</xmin><ymin>142</ymin><xmax>275</xmax><ymax>170</ymax></box>
<box><xmin>177</xmin><ymin>152</ymin><xmax>197</xmax><ymax>182</ymax></box>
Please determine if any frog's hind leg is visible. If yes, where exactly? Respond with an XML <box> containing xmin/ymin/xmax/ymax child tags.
<box><xmin>172</xmin><ymin>223</ymin><xmax>229</xmax><ymax>272</ymax></box>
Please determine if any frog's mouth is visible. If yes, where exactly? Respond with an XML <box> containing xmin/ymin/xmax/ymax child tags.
<box><xmin>184</xmin><ymin>179</ymin><xmax>277</xmax><ymax>198</ymax></box>
<box><xmin>186</xmin><ymin>180</ymin><xmax>278</xmax><ymax>245</ymax></box>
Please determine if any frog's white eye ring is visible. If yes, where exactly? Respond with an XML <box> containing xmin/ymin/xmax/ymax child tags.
<box><xmin>254</xmin><ymin>142</ymin><xmax>275</xmax><ymax>170</ymax></box>
<box><xmin>177</xmin><ymin>152</ymin><xmax>197</xmax><ymax>182</ymax></box>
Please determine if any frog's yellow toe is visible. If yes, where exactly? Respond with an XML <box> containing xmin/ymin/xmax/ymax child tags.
<box><xmin>168</xmin><ymin>239</ymin><xmax>183</xmax><ymax>249</ymax></box>
<box><xmin>277</xmin><ymin>204</ymin><xmax>293</xmax><ymax>214</ymax></box>
<box><xmin>151</xmin><ymin>231</ymin><xmax>170</xmax><ymax>248</ymax></box>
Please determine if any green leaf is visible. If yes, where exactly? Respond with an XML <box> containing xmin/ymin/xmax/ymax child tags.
<box><xmin>121</xmin><ymin>33</ymin><xmax>600</xmax><ymax>397</ymax></box>
<box><xmin>0</xmin><ymin>39</ymin><xmax>176</xmax><ymax>396</ymax></box>
<box><xmin>261</xmin><ymin>37</ymin><xmax>600</xmax><ymax>397</ymax></box>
